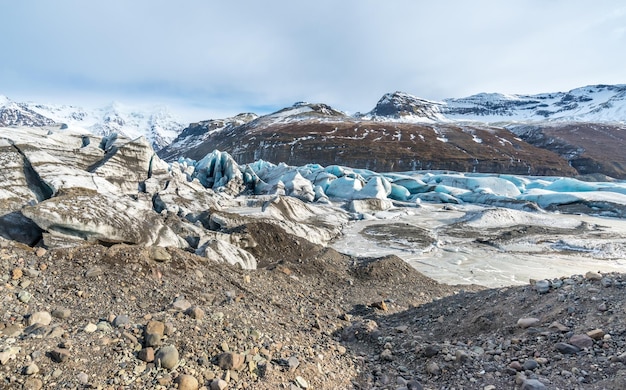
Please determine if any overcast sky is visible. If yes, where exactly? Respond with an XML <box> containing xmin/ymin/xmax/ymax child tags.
<box><xmin>1</xmin><ymin>1</ymin><xmax>625</xmax><ymax>121</ymax></box>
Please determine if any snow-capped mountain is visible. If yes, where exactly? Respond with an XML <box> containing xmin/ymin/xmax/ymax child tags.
<box><xmin>443</xmin><ymin>84</ymin><xmax>626</xmax><ymax>123</ymax></box>
<box><xmin>0</xmin><ymin>96</ymin><xmax>185</xmax><ymax>151</ymax></box>
<box><xmin>0</xmin><ymin>95</ymin><xmax>57</xmax><ymax>127</ymax></box>
<box><xmin>362</xmin><ymin>84</ymin><xmax>626</xmax><ymax>123</ymax></box>
<box><xmin>358</xmin><ymin>91</ymin><xmax>447</xmax><ymax>123</ymax></box>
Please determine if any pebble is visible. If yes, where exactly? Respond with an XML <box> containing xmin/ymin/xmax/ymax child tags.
<box><xmin>50</xmin><ymin>348</ymin><xmax>70</xmax><ymax>363</ymax></box>
<box><xmin>587</xmin><ymin>328</ymin><xmax>605</xmax><ymax>340</ymax></box>
<box><xmin>210</xmin><ymin>379</ymin><xmax>228</xmax><ymax>390</ymax></box>
<box><xmin>155</xmin><ymin>345</ymin><xmax>179</xmax><ymax>369</ymax></box>
<box><xmin>146</xmin><ymin>320</ymin><xmax>165</xmax><ymax>336</ymax></box>
<box><xmin>521</xmin><ymin>378</ymin><xmax>546</xmax><ymax>389</ymax></box>
<box><xmin>77</xmin><ymin>372</ymin><xmax>89</xmax><ymax>384</ymax></box>
<box><xmin>288</xmin><ymin>355</ymin><xmax>300</xmax><ymax>372</ymax></box>
<box><xmin>175</xmin><ymin>374</ymin><xmax>199</xmax><ymax>390</ymax></box>
<box><xmin>217</xmin><ymin>351</ymin><xmax>245</xmax><ymax>370</ymax></box>
<box><xmin>534</xmin><ymin>279</ymin><xmax>550</xmax><ymax>294</ymax></box>
<box><xmin>138</xmin><ymin>347</ymin><xmax>155</xmax><ymax>362</ymax></box>
<box><xmin>23</xmin><ymin>363</ymin><xmax>39</xmax><ymax>375</ymax></box>
<box><xmin>455</xmin><ymin>349</ymin><xmax>469</xmax><ymax>363</ymax></box>
<box><xmin>84</xmin><ymin>266</ymin><xmax>103</xmax><ymax>278</ymax></box>
<box><xmin>150</xmin><ymin>246</ymin><xmax>171</xmax><ymax>262</ymax></box>
<box><xmin>186</xmin><ymin>306</ymin><xmax>205</xmax><ymax>320</ymax></box>
<box><xmin>51</xmin><ymin>308</ymin><xmax>71</xmax><ymax>319</ymax></box>
<box><xmin>29</xmin><ymin>311</ymin><xmax>52</xmax><ymax>326</ymax></box>
<box><xmin>172</xmin><ymin>298</ymin><xmax>192</xmax><ymax>311</ymax></box>
<box><xmin>549</xmin><ymin>321</ymin><xmax>570</xmax><ymax>332</ymax></box>
<box><xmin>295</xmin><ymin>376</ymin><xmax>309</xmax><ymax>388</ymax></box>
<box><xmin>18</xmin><ymin>290</ymin><xmax>32</xmax><ymax>303</ymax></box>
<box><xmin>555</xmin><ymin>342</ymin><xmax>580</xmax><ymax>354</ymax></box>
<box><xmin>23</xmin><ymin>378</ymin><xmax>43</xmax><ymax>390</ymax></box>
<box><xmin>517</xmin><ymin>317</ymin><xmax>540</xmax><ymax>328</ymax></box>
<box><xmin>144</xmin><ymin>332</ymin><xmax>162</xmax><ymax>347</ymax></box>
<box><xmin>112</xmin><ymin>314</ymin><xmax>130</xmax><ymax>327</ymax></box>
<box><xmin>0</xmin><ymin>351</ymin><xmax>12</xmax><ymax>365</ymax></box>
<box><xmin>523</xmin><ymin>359</ymin><xmax>539</xmax><ymax>370</ymax></box>
<box><xmin>585</xmin><ymin>271</ymin><xmax>602</xmax><ymax>280</ymax></box>
<box><xmin>426</xmin><ymin>361</ymin><xmax>441</xmax><ymax>375</ymax></box>
<box><xmin>12</xmin><ymin>268</ymin><xmax>23</xmax><ymax>280</ymax></box>
<box><xmin>569</xmin><ymin>334</ymin><xmax>593</xmax><ymax>349</ymax></box>
<box><xmin>84</xmin><ymin>323</ymin><xmax>98</xmax><ymax>333</ymax></box>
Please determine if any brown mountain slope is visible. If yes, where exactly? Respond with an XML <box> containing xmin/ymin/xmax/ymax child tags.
<box><xmin>511</xmin><ymin>122</ymin><xmax>626</xmax><ymax>179</ymax></box>
<box><xmin>165</xmin><ymin>119</ymin><xmax>576</xmax><ymax>176</ymax></box>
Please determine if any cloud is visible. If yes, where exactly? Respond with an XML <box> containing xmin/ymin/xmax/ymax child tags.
<box><xmin>1</xmin><ymin>0</ymin><xmax>625</xmax><ymax>121</ymax></box>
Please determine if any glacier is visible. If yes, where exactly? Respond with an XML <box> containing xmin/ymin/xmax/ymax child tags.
<box><xmin>2</xmin><ymin>126</ymin><xmax>626</xmax><ymax>287</ymax></box>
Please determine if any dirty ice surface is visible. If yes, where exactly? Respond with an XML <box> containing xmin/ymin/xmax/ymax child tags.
<box><xmin>331</xmin><ymin>202</ymin><xmax>626</xmax><ymax>288</ymax></box>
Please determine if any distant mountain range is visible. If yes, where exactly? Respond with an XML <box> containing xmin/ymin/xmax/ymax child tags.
<box><xmin>3</xmin><ymin>84</ymin><xmax>626</xmax><ymax>178</ymax></box>
<box><xmin>0</xmin><ymin>96</ymin><xmax>184</xmax><ymax>150</ymax></box>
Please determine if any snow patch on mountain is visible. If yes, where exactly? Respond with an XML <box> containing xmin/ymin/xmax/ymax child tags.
<box><xmin>0</xmin><ymin>96</ymin><xmax>185</xmax><ymax>151</ymax></box>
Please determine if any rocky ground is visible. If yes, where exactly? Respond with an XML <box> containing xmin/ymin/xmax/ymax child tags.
<box><xmin>2</xmin><ymin>231</ymin><xmax>626</xmax><ymax>390</ymax></box>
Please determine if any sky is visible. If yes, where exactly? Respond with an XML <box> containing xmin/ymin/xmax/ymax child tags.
<box><xmin>1</xmin><ymin>0</ymin><xmax>625</xmax><ymax>122</ymax></box>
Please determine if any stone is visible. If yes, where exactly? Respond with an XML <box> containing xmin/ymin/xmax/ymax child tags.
<box><xmin>29</xmin><ymin>311</ymin><xmax>52</xmax><ymax>326</ymax></box>
<box><xmin>217</xmin><ymin>352</ymin><xmax>245</xmax><ymax>371</ymax></box>
<box><xmin>295</xmin><ymin>376</ymin><xmax>309</xmax><ymax>388</ymax></box>
<box><xmin>51</xmin><ymin>308</ymin><xmax>71</xmax><ymax>319</ymax></box>
<box><xmin>144</xmin><ymin>332</ymin><xmax>162</xmax><ymax>347</ymax></box>
<box><xmin>18</xmin><ymin>290</ymin><xmax>32</xmax><ymax>303</ymax></box>
<box><xmin>146</xmin><ymin>320</ymin><xmax>165</xmax><ymax>335</ymax></box>
<box><xmin>380</xmin><ymin>349</ymin><xmax>393</xmax><ymax>361</ymax></box>
<box><xmin>12</xmin><ymin>268</ymin><xmax>23</xmax><ymax>280</ymax></box>
<box><xmin>0</xmin><ymin>351</ymin><xmax>12</xmax><ymax>365</ymax></box>
<box><xmin>112</xmin><ymin>314</ymin><xmax>130</xmax><ymax>327</ymax></box>
<box><xmin>517</xmin><ymin>317</ymin><xmax>540</xmax><ymax>328</ymax></box>
<box><xmin>585</xmin><ymin>271</ymin><xmax>602</xmax><ymax>280</ymax></box>
<box><xmin>210</xmin><ymin>379</ymin><xmax>228</xmax><ymax>390</ymax></box>
<box><xmin>84</xmin><ymin>323</ymin><xmax>98</xmax><ymax>333</ymax></box>
<box><xmin>587</xmin><ymin>329</ymin><xmax>605</xmax><ymax>340</ymax></box>
<box><xmin>138</xmin><ymin>347</ymin><xmax>155</xmax><ymax>363</ymax></box>
<box><xmin>406</xmin><ymin>380</ymin><xmax>423</xmax><ymax>390</ymax></box>
<box><xmin>155</xmin><ymin>345</ymin><xmax>179</xmax><ymax>369</ymax></box>
<box><xmin>521</xmin><ymin>378</ymin><xmax>546</xmax><ymax>390</ymax></box>
<box><xmin>370</xmin><ymin>301</ymin><xmax>388</xmax><ymax>311</ymax></box>
<box><xmin>522</xmin><ymin>359</ymin><xmax>539</xmax><ymax>370</ymax></box>
<box><xmin>455</xmin><ymin>349</ymin><xmax>469</xmax><ymax>363</ymax></box>
<box><xmin>509</xmin><ymin>361</ymin><xmax>523</xmax><ymax>371</ymax></box>
<box><xmin>150</xmin><ymin>246</ymin><xmax>171</xmax><ymax>262</ymax></box>
<box><xmin>549</xmin><ymin>321</ymin><xmax>570</xmax><ymax>332</ymax></box>
<box><xmin>84</xmin><ymin>266</ymin><xmax>103</xmax><ymax>278</ymax></box>
<box><xmin>534</xmin><ymin>279</ymin><xmax>550</xmax><ymax>294</ymax></box>
<box><xmin>288</xmin><ymin>355</ymin><xmax>300</xmax><ymax>372</ymax></box>
<box><xmin>569</xmin><ymin>334</ymin><xmax>594</xmax><ymax>349</ymax></box>
<box><xmin>555</xmin><ymin>342</ymin><xmax>580</xmax><ymax>355</ymax></box>
<box><xmin>77</xmin><ymin>372</ymin><xmax>89</xmax><ymax>384</ymax></box>
<box><xmin>50</xmin><ymin>348</ymin><xmax>70</xmax><ymax>363</ymax></box>
<box><xmin>175</xmin><ymin>374</ymin><xmax>199</xmax><ymax>390</ymax></box>
<box><xmin>423</xmin><ymin>345</ymin><xmax>441</xmax><ymax>357</ymax></box>
<box><xmin>426</xmin><ymin>361</ymin><xmax>441</xmax><ymax>375</ymax></box>
<box><xmin>35</xmin><ymin>247</ymin><xmax>47</xmax><ymax>257</ymax></box>
<box><xmin>185</xmin><ymin>306</ymin><xmax>205</xmax><ymax>320</ymax></box>
<box><xmin>172</xmin><ymin>298</ymin><xmax>192</xmax><ymax>311</ymax></box>
<box><xmin>23</xmin><ymin>378</ymin><xmax>43</xmax><ymax>390</ymax></box>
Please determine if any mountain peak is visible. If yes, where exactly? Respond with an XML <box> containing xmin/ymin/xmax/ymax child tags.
<box><xmin>362</xmin><ymin>91</ymin><xmax>446</xmax><ymax>122</ymax></box>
